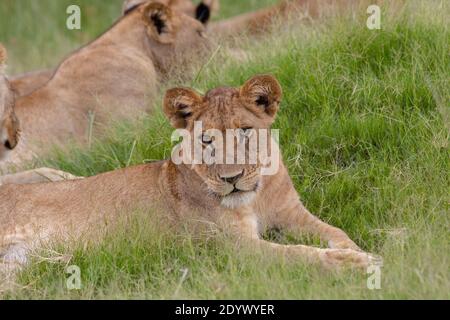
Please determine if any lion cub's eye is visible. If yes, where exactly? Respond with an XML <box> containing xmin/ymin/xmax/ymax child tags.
<box><xmin>201</xmin><ymin>133</ymin><xmax>213</xmax><ymax>145</ymax></box>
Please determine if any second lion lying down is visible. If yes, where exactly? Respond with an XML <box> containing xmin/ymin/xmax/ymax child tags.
<box><xmin>0</xmin><ymin>75</ymin><xmax>380</xmax><ymax>277</ymax></box>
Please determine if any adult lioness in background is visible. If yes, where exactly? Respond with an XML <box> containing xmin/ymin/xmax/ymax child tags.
<box><xmin>1</xmin><ymin>2</ymin><xmax>210</xmax><ymax>175</ymax></box>
<box><xmin>0</xmin><ymin>75</ymin><xmax>380</xmax><ymax>281</ymax></box>
<box><xmin>10</xmin><ymin>0</ymin><xmax>218</xmax><ymax>98</ymax></box>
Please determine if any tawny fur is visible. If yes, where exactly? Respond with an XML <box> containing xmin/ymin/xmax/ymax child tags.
<box><xmin>0</xmin><ymin>75</ymin><xmax>380</xmax><ymax>282</ymax></box>
<box><xmin>10</xmin><ymin>69</ymin><xmax>54</xmax><ymax>97</ymax></box>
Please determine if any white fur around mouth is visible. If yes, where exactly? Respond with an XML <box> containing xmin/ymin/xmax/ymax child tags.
<box><xmin>220</xmin><ymin>190</ymin><xmax>256</xmax><ymax>209</ymax></box>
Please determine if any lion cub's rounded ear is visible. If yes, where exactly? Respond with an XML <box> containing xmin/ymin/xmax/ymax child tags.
<box><xmin>240</xmin><ymin>74</ymin><xmax>282</xmax><ymax>117</ymax></box>
<box><xmin>143</xmin><ymin>3</ymin><xmax>176</xmax><ymax>44</ymax></box>
<box><xmin>164</xmin><ymin>88</ymin><xmax>203</xmax><ymax>128</ymax></box>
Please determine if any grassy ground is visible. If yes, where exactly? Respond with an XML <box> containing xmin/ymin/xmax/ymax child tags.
<box><xmin>1</xmin><ymin>0</ymin><xmax>449</xmax><ymax>299</ymax></box>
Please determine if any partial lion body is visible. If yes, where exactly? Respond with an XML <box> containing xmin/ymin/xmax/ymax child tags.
<box><xmin>15</xmin><ymin>42</ymin><xmax>157</xmax><ymax>146</ymax></box>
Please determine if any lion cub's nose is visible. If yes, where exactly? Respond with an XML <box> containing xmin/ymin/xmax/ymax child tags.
<box><xmin>220</xmin><ymin>171</ymin><xmax>244</xmax><ymax>185</ymax></box>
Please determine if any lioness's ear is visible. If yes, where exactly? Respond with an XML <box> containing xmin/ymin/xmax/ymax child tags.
<box><xmin>164</xmin><ymin>88</ymin><xmax>203</xmax><ymax>128</ymax></box>
<box><xmin>196</xmin><ymin>0</ymin><xmax>219</xmax><ymax>24</ymax></box>
<box><xmin>143</xmin><ymin>3</ymin><xmax>176</xmax><ymax>44</ymax></box>
<box><xmin>240</xmin><ymin>74</ymin><xmax>282</xmax><ymax>117</ymax></box>
<box><xmin>195</xmin><ymin>3</ymin><xmax>210</xmax><ymax>24</ymax></box>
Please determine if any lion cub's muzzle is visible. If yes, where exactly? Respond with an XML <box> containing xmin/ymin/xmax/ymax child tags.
<box><xmin>208</xmin><ymin>168</ymin><xmax>261</xmax><ymax>209</ymax></box>
<box><xmin>218</xmin><ymin>170</ymin><xmax>259</xmax><ymax>195</ymax></box>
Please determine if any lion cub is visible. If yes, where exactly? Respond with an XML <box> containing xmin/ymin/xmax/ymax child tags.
<box><xmin>0</xmin><ymin>75</ymin><xmax>379</xmax><ymax>279</ymax></box>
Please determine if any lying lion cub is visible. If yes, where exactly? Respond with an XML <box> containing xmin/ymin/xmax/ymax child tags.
<box><xmin>0</xmin><ymin>75</ymin><xmax>379</xmax><ymax>279</ymax></box>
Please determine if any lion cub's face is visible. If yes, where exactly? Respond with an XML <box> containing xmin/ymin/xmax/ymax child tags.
<box><xmin>164</xmin><ymin>75</ymin><xmax>282</xmax><ymax>209</ymax></box>
<box><xmin>0</xmin><ymin>45</ymin><xmax>19</xmax><ymax>160</ymax></box>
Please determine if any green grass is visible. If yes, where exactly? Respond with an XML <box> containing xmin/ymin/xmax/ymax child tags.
<box><xmin>1</xmin><ymin>0</ymin><xmax>449</xmax><ymax>299</ymax></box>
<box><xmin>0</xmin><ymin>0</ymin><xmax>123</xmax><ymax>73</ymax></box>
<box><xmin>215</xmin><ymin>0</ymin><xmax>278</xmax><ymax>20</ymax></box>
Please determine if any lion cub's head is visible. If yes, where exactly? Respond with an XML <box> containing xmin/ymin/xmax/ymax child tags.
<box><xmin>164</xmin><ymin>75</ymin><xmax>282</xmax><ymax>209</ymax></box>
<box><xmin>0</xmin><ymin>44</ymin><xmax>19</xmax><ymax>160</ymax></box>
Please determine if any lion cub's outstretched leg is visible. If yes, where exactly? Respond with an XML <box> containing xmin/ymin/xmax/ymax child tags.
<box><xmin>229</xmin><ymin>210</ymin><xmax>376</xmax><ymax>270</ymax></box>
<box><xmin>0</xmin><ymin>167</ymin><xmax>83</xmax><ymax>186</ymax></box>
<box><xmin>269</xmin><ymin>183</ymin><xmax>365</xmax><ymax>251</ymax></box>
<box><xmin>278</xmin><ymin>201</ymin><xmax>363</xmax><ymax>251</ymax></box>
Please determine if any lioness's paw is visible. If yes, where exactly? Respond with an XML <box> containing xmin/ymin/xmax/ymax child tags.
<box><xmin>319</xmin><ymin>248</ymin><xmax>382</xmax><ymax>270</ymax></box>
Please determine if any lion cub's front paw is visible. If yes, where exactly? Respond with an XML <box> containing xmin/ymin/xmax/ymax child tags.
<box><xmin>319</xmin><ymin>248</ymin><xmax>382</xmax><ymax>270</ymax></box>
